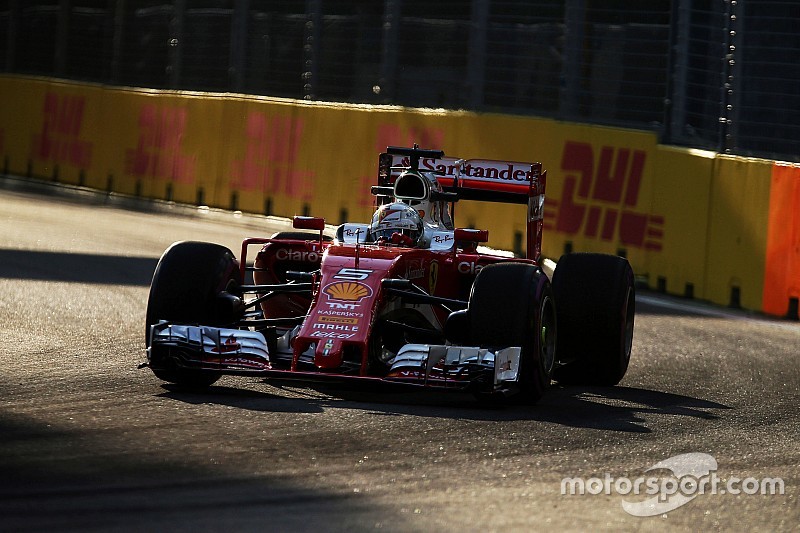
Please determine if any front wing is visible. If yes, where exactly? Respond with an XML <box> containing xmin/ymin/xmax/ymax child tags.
<box><xmin>148</xmin><ymin>322</ymin><xmax>522</xmax><ymax>394</ymax></box>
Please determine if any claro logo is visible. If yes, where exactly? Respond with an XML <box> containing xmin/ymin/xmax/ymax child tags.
<box><xmin>457</xmin><ymin>261</ymin><xmax>484</xmax><ymax>275</ymax></box>
<box><xmin>275</xmin><ymin>248</ymin><xmax>321</xmax><ymax>262</ymax></box>
<box><xmin>544</xmin><ymin>141</ymin><xmax>664</xmax><ymax>251</ymax></box>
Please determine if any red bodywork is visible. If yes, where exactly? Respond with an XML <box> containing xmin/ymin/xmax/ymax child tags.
<box><xmin>237</xmin><ymin>235</ymin><xmax>527</xmax><ymax>378</ymax></box>
<box><xmin>230</xmin><ymin>150</ymin><xmax>547</xmax><ymax>381</ymax></box>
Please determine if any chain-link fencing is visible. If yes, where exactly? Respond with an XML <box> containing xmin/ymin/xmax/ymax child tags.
<box><xmin>2</xmin><ymin>0</ymin><xmax>798</xmax><ymax>161</ymax></box>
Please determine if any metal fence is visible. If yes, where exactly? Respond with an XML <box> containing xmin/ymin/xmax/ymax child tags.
<box><xmin>2</xmin><ymin>0</ymin><xmax>799</xmax><ymax>162</ymax></box>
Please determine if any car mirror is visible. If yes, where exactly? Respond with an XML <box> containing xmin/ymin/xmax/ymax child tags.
<box><xmin>454</xmin><ymin>228</ymin><xmax>488</xmax><ymax>243</ymax></box>
<box><xmin>292</xmin><ymin>216</ymin><xmax>326</xmax><ymax>231</ymax></box>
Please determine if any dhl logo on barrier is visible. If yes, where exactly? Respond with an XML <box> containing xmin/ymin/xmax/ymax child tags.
<box><xmin>125</xmin><ymin>104</ymin><xmax>195</xmax><ymax>184</ymax></box>
<box><xmin>31</xmin><ymin>92</ymin><xmax>92</xmax><ymax>168</ymax></box>
<box><xmin>230</xmin><ymin>112</ymin><xmax>313</xmax><ymax>201</ymax></box>
<box><xmin>545</xmin><ymin>141</ymin><xmax>664</xmax><ymax>251</ymax></box>
<box><xmin>323</xmin><ymin>282</ymin><xmax>372</xmax><ymax>302</ymax></box>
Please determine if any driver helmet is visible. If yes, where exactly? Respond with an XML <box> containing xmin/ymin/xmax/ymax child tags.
<box><xmin>369</xmin><ymin>202</ymin><xmax>424</xmax><ymax>247</ymax></box>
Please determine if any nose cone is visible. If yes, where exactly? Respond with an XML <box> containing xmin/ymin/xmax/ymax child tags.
<box><xmin>314</xmin><ymin>338</ymin><xmax>344</xmax><ymax>369</ymax></box>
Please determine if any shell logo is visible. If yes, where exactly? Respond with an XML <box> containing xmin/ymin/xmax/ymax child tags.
<box><xmin>323</xmin><ymin>281</ymin><xmax>373</xmax><ymax>302</ymax></box>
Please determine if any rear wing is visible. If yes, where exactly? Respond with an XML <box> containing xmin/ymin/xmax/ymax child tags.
<box><xmin>377</xmin><ymin>146</ymin><xmax>547</xmax><ymax>261</ymax></box>
<box><xmin>378</xmin><ymin>150</ymin><xmax>545</xmax><ymax>204</ymax></box>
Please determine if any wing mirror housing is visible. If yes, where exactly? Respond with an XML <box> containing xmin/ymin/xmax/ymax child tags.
<box><xmin>292</xmin><ymin>216</ymin><xmax>326</xmax><ymax>242</ymax></box>
<box><xmin>454</xmin><ymin>228</ymin><xmax>488</xmax><ymax>243</ymax></box>
<box><xmin>293</xmin><ymin>216</ymin><xmax>325</xmax><ymax>231</ymax></box>
<box><xmin>453</xmin><ymin>228</ymin><xmax>488</xmax><ymax>256</ymax></box>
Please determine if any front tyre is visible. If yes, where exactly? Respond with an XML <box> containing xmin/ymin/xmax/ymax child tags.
<box><xmin>469</xmin><ymin>263</ymin><xmax>556</xmax><ymax>404</ymax></box>
<box><xmin>551</xmin><ymin>253</ymin><xmax>635</xmax><ymax>386</ymax></box>
<box><xmin>145</xmin><ymin>241</ymin><xmax>243</xmax><ymax>388</ymax></box>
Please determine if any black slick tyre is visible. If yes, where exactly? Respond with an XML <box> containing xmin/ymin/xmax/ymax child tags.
<box><xmin>145</xmin><ymin>241</ymin><xmax>243</xmax><ymax>388</ymax></box>
<box><xmin>551</xmin><ymin>253</ymin><xmax>635</xmax><ymax>386</ymax></box>
<box><xmin>468</xmin><ymin>263</ymin><xmax>556</xmax><ymax>404</ymax></box>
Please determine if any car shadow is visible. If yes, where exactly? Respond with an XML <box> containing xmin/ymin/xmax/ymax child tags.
<box><xmin>0</xmin><ymin>411</ymin><xmax>412</xmax><ymax>532</ymax></box>
<box><xmin>158</xmin><ymin>381</ymin><xmax>731</xmax><ymax>434</ymax></box>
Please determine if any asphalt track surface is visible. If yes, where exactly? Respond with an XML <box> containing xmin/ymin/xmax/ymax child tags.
<box><xmin>1</xmin><ymin>180</ymin><xmax>798</xmax><ymax>532</ymax></box>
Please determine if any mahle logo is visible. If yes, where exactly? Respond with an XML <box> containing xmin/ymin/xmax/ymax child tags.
<box><xmin>561</xmin><ymin>452</ymin><xmax>784</xmax><ymax>517</ymax></box>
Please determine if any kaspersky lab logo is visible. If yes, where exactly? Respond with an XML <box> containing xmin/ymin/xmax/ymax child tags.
<box><xmin>561</xmin><ymin>453</ymin><xmax>784</xmax><ymax>516</ymax></box>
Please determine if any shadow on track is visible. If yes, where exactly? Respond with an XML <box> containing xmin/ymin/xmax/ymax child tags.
<box><xmin>0</xmin><ymin>249</ymin><xmax>157</xmax><ymax>286</ymax></box>
<box><xmin>158</xmin><ymin>381</ymin><xmax>731</xmax><ymax>434</ymax></box>
<box><xmin>0</xmin><ymin>411</ymin><xmax>408</xmax><ymax>532</ymax></box>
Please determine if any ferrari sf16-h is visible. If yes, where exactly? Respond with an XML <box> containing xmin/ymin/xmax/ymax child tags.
<box><xmin>143</xmin><ymin>145</ymin><xmax>635</xmax><ymax>404</ymax></box>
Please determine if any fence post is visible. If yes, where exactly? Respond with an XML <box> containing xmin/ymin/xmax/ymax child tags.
<box><xmin>55</xmin><ymin>0</ymin><xmax>70</xmax><ymax>77</ymax></box>
<box><xmin>468</xmin><ymin>0</ymin><xmax>489</xmax><ymax>110</ymax></box>
<box><xmin>724</xmin><ymin>0</ymin><xmax>743</xmax><ymax>154</ymax></box>
<box><xmin>560</xmin><ymin>0</ymin><xmax>585</xmax><ymax>119</ymax></box>
<box><xmin>664</xmin><ymin>0</ymin><xmax>690</xmax><ymax>144</ymax></box>
<box><xmin>230</xmin><ymin>0</ymin><xmax>249</xmax><ymax>92</ymax></box>
<box><xmin>379</xmin><ymin>0</ymin><xmax>401</xmax><ymax>103</ymax></box>
<box><xmin>6</xmin><ymin>0</ymin><xmax>19</xmax><ymax>70</ymax></box>
<box><xmin>168</xmin><ymin>0</ymin><xmax>186</xmax><ymax>88</ymax></box>
<box><xmin>718</xmin><ymin>0</ymin><xmax>739</xmax><ymax>153</ymax></box>
<box><xmin>304</xmin><ymin>0</ymin><xmax>321</xmax><ymax>100</ymax></box>
<box><xmin>110</xmin><ymin>0</ymin><xmax>125</xmax><ymax>84</ymax></box>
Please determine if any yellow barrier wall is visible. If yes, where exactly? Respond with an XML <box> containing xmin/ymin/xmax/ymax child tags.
<box><xmin>705</xmin><ymin>156</ymin><xmax>773</xmax><ymax>310</ymax></box>
<box><xmin>1</xmin><ymin>75</ymin><xmax>796</xmax><ymax>317</ymax></box>
<box><xmin>645</xmin><ymin>146</ymin><xmax>715</xmax><ymax>298</ymax></box>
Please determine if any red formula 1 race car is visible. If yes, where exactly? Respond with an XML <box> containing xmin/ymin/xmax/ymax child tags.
<box><xmin>143</xmin><ymin>146</ymin><xmax>635</xmax><ymax>404</ymax></box>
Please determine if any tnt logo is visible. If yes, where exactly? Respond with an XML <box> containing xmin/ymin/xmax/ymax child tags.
<box><xmin>230</xmin><ymin>112</ymin><xmax>312</xmax><ymax>200</ymax></box>
<box><xmin>125</xmin><ymin>104</ymin><xmax>195</xmax><ymax>184</ymax></box>
<box><xmin>544</xmin><ymin>141</ymin><xmax>664</xmax><ymax>251</ymax></box>
<box><xmin>31</xmin><ymin>92</ymin><xmax>92</xmax><ymax>168</ymax></box>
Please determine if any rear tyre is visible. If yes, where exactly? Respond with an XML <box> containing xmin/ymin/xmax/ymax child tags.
<box><xmin>146</xmin><ymin>241</ymin><xmax>243</xmax><ymax>388</ymax></box>
<box><xmin>469</xmin><ymin>263</ymin><xmax>556</xmax><ymax>404</ymax></box>
<box><xmin>551</xmin><ymin>253</ymin><xmax>635</xmax><ymax>386</ymax></box>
